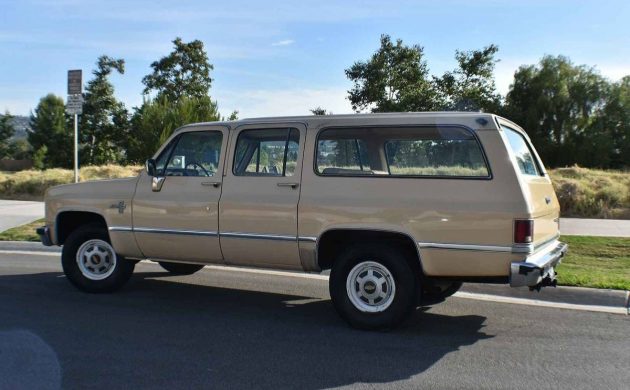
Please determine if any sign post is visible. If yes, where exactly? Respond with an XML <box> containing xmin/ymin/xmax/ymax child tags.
<box><xmin>66</xmin><ymin>70</ymin><xmax>83</xmax><ymax>183</ymax></box>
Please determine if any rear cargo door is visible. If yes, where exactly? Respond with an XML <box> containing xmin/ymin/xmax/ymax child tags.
<box><xmin>499</xmin><ymin>122</ymin><xmax>560</xmax><ymax>245</ymax></box>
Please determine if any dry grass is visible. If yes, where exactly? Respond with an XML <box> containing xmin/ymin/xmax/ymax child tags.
<box><xmin>0</xmin><ymin>165</ymin><xmax>142</xmax><ymax>200</ymax></box>
<box><xmin>550</xmin><ymin>166</ymin><xmax>630</xmax><ymax>219</ymax></box>
<box><xmin>1</xmin><ymin>164</ymin><xmax>629</xmax><ymax>219</ymax></box>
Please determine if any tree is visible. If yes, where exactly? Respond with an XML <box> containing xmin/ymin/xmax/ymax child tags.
<box><xmin>7</xmin><ymin>139</ymin><xmax>32</xmax><ymax>160</ymax></box>
<box><xmin>126</xmin><ymin>96</ymin><xmax>220</xmax><ymax>163</ymax></box>
<box><xmin>142</xmin><ymin>37</ymin><xmax>213</xmax><ymax>102</ymax></box>
<box><xmin>0</xmin><ymin>111</ymin><xmax>15</xmax><ymax>158</ymax></box>
<box><xmin>435</xmin><ymin>45</ymin><xmax>501</xmax><ymax>112</ymax></box>
<box><xmin>28</xmin><ymin>94</ymin><xmax>72</xmax><ymax>168</ymax></box>
<box><xmin>345</xmin><ymin>34</ymin><xmax>441</xmax><ymax>112</ymax></box>
<box><xmin>80</xmin><ymin>55</ymin><xmax>129</xmax><ymax>165</ymax></box>
<box><xmin>310</xmin><ymin>107</ymin><xmax>330</xmax><ymax>115</ymax></box>
<box><xmin>504</xmin><ymin>56</ymin><xmax>610</xmax><ymax>167</ymax></box>
<box><xmin>592</xmin><ymin>76</ymin><xmax>630</xmax><ymax>168</ymax></box>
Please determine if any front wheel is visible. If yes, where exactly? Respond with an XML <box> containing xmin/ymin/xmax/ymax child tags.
<box><xmin>329</xmin><ymin>244</ymin><xmax>419</xmax><ymax>330</ymax></box>
<box><xmin>61</xmin><ymin>224</ymin><xmax>135</xmax><ymax>293</ymax></box>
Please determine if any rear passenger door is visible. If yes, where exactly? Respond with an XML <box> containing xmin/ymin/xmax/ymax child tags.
<box><xmin>219</xmin><ymin>123</ymin><xmax>305</xmax><ymax>269</ymax></box>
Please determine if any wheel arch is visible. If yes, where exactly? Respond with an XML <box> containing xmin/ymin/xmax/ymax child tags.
<box><xmin>56</xmin><ymin>210</ymin><xmax>108</xmax><ymax>245</ymax></box>
<box><xmin>315</xmin><ymin>228</ymin><xmax>423</xmax><ymax>275</ymax></box>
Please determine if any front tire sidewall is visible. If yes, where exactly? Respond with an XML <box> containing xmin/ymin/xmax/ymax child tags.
<box><xmin>62</xmin><ymin>225</ymin><xmax>134</xmax><ymax>293</ymax></box>
<box><xmin>330</xmin><ymin>245</ymin><xmax>419</xmax><ymax>330</ymax></box>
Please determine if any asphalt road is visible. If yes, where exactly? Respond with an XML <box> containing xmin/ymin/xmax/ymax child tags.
<box><xmin>1</xmin><ymin>252</ymin><xmax>629</xmax><ymax>390</ymax></box>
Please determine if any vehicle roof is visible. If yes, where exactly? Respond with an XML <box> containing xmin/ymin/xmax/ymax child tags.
<box><xmin>181</xmin><ymin>112</ymin><xmax>501</xmax><ymax>131</ymax></box>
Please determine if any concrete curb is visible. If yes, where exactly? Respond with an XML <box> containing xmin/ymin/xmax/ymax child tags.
<box><xmin>1</xmin><ymin>240</ymin><xmax>628</xmax><ymax>315</ymax></box>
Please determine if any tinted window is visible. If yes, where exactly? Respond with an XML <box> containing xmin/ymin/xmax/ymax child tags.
<box><xmin>316</xmin><ymin>127</ymin><xmax>489</xmax><ymax>177</ymax></box>
<box><xmin>502</xmin><ymin>126</ymin><xmax>541</xmax><ymax>176</ymax></box>
<box><xmin>233</xmin><ymin>128</ymin><xmax>300</xmax><ymax>176</ymax></box>
<box><xmin>163</xmin><ymin>131</ymin><xmax>223</xmax><ymax>177</ymax></box>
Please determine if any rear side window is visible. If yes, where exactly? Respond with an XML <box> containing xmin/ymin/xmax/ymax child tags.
<box><xmin>316</xmin><ymin>126</ymin><xmax>489</xmax><ymax>177</ymax></box>
<box><xmin>233</xmin><ymin>128</ymin><xmax>300</xmax><ymax>176</ymax></box>
<box><xmin>502</xmin><ymin>126</ymin><xmax>541</xmax><ymax>176</ymax></box>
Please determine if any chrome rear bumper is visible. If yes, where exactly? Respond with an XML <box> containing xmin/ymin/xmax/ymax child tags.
<box><xmin>510</xmin><ymin>240</ymin><xmax>568</xmax><ymax>288</ymax></box>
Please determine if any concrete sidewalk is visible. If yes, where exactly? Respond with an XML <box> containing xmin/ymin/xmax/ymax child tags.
<box><xmin>0</xmin><ymin>200</ymin><xmax>45</xmax><ymax>233</ymax></box>
<box><xmin>561</xmin><ymin>217</ymin><xmax>630</xmax><ymax>237</ymax></box>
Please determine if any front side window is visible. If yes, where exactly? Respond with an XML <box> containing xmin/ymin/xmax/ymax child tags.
<box><xmin>163</xmin><ymin>131</ymin><xmax>223</xmax><ymax>177</ymax></box>
<box><xmin>502</xmin><ymin>125</ymin><xmax>541</xmax><ymax>176</ymax></box>
<box><xmin>233</xmin><ymin>128</ymin><xmax>300</xmax><ymax>176</ymax></box>
<box><xmin>316</xmin><ymin>126</ymin><xmax>489</xmax><ymax>177</ymax></box>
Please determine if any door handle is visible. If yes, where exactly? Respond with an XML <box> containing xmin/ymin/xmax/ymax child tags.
<box><xmin>201</xmin><ymin>181</ymin><xmax>221</xmax><ymax>188</ymax></box>
<box><xmin>277</xmin><ymin>182</ymin><xmax>299</xmax><ymax>189</ymax></box>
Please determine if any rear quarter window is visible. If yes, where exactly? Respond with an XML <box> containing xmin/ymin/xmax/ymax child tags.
<box><xmin>502</xmin><ymin>125</ymin><xmax>542</xmax><ymax>176</ymax></box>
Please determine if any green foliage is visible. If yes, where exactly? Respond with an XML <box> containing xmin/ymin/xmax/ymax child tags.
<box><xmin>310</xmin><ymin>107</ymin><xmax>330</xmax><ymax>115</ymax></box>
<box><xmin>6</xmin><ymin>138</ymin><xmax>32</xmax><ymax>160</ymax></box>
<box><xmin>80</xmin><ymin>55</ymin><xmax>129</xmax><ymax>165</ymax></box>
<box><xmin>346</xmin><ymin>35</ymin><xmax>441</xmax><ymax>112</ymax></box>
<box><xmin>0</xmin><ymin>111</ymin><xmax>15</xmax><ymax>158</ymax></box>
<box><xmin>28</xmin><ymin>94</ymin><xmax>72</xmax><ymax>168</ymax></box>
<box><xmin>126</xmin><ymin>96</ymin><xmax>220</xmax><ymax>163</ymax></box>
<box><xmin>435</xmin><ymin>45</ymin><xmax>501</xmax><ymax>112</ymax></box>
<box><xmin>503</xmin><ymin>56</ymin><xmax>612</xmax><ymax>167</ymax></box>
<box><xmin>142</xmin><ymin>37</ymin><xmax>213</xmax><ymax>102</ymax></box>
<box><xmin>32</xmin><ymin>146</ymin><xmax>47</xmax><ymax>169</ymax></box>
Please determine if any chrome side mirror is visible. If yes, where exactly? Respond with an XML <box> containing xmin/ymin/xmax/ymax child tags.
<box><xmin>152</xmin><ymin>176</ymin><xmax>165</xmax><ymax>192</ymax></box>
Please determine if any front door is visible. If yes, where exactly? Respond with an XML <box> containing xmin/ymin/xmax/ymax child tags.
<box><xmin>133</xmin><ymin>127</ymin><xmax>228</xmax><ymax>263</ymax></box>
<box><xmin>219</xmin><ymin>123</ymin><xmax>305</xmax><ymax>269</ymax></box>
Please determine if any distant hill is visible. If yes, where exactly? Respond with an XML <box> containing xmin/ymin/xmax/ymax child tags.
<box><xmin>0</xmin><ymin>115</ymin><xmax>30</xmax><ymax>140</ymax></box>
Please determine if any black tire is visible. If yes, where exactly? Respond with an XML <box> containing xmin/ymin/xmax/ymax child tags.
<box><xmin>61</xmin><ymin>223</ymin><xmax>135</xmax><ymax>293</ymax></box>
<box><xmin>329</xmin><ymin>244</ymin><xmax>420</xmax><ymax>330</ymax></box>
<box><xmin>422</xmin><ymin>282</ymin><xmax>463</xmax><ymax>305</ymax></box>
<box><xmin>158</xmin><ymin>262</ymin><xmax>205</xmax><ymax>275</ymax></box>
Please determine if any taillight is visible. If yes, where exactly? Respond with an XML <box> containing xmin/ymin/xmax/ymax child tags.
<box><xmin>514</xmin><ymin>219</ymin><xmax>534</xmax><ymax>243</ymax></box>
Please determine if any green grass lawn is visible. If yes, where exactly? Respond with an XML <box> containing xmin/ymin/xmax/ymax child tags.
<box><xmin>0</xmin><ymin>219</ymin><xmax>44</xmax><ymax>242</ymax></box>
<box><xmin>0</xmin><ymin>220</ymin><xmax>628</xmax><ymax>290</ymax></box>
<box><xmin>556</xmin><ymin>235</ymin><xmax>630</xmax><ymax>290</ymax></box>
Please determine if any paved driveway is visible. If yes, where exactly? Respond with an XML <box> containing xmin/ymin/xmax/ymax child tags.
<box><xmin>0</xmin><ymin>200</ymin><xmax>45</xmax><ymax>233</ymax></box>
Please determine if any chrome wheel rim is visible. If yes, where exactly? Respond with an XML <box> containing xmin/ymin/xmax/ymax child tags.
<box><xmin>76</xmin><ymin>239</ymin><xmax>117</xmax><ymax>280</ymax></box>
<box><xmin>346</xmin><ymin>261</ymin><xmax>396</xmax><ymax>313</ymax></box>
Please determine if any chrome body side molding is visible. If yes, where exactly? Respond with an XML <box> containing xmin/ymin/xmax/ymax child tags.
<box><xmin>220</xmin><ymin>232</ymin><xmax>296</xmax><ymax>242</ymax></box>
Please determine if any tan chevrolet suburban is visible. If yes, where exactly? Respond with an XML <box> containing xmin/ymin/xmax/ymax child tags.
<box><xmin>38</xmin><ymin>113</ymin><xmax>567</xmax><ymax>329</ymax></box>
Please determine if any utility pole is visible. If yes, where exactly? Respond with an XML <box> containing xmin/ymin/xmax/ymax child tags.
<box><xmin>66</xmin><ymin>70</ymin><xmax>83</xmax><ymax>183</ymax></box>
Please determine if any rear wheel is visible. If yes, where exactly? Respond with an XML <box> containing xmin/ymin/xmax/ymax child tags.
<box><xmin>159</xmin><ymin>262</ymin><xmax>205</xmax><ymax>275</ymax></box>
<box><xmin>61</xmin><ymin>224</ymin><xmax>135</xmax><ymax>293</ymax></box>
<box><xmin>329</xmin><ymin>244</ymin><xmax>419</xmax><ymax>330</ymax></box>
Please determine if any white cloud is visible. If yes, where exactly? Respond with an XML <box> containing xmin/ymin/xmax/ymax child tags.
<box><xmin>214</xmin><ymin>87</ymin><xmax>352</xmax><ymax>118</ymax></box>
<box><xmin>271</xmin><ymin>39</ymin><xmax>295</xmax><ymax>47</ymax></box>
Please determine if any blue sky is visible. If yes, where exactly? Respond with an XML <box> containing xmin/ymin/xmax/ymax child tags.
<box><xmin>1</xmin><ymin>0</ymin><xmax>629</xmax><ymax>118</ymax></box>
